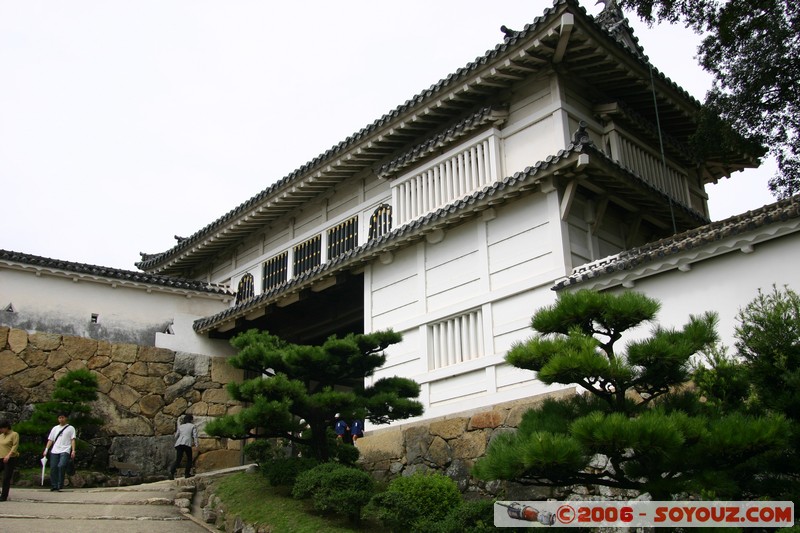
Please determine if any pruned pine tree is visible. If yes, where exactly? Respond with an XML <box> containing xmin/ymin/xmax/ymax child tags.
<box><xmin>474</xmin><ymin>290</ymin><xmax>790</xmax><ymax>499</ymax></box>
<box><xmin>15</xmin><ymin>369</ymin><xmax>101</xmax><ymax>464</ymax></box>
<box><xmin>206</xmin><ymin>329</ymin><xmax>423</xmax><ymax>461</ymax></box>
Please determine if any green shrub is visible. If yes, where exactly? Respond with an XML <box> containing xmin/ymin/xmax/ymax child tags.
<box><xmin>369</xmin><ymin>471</ymin><xmax>462</xmax><ymax>532</ymax></box>
<box><xmin>292</xmin><ymin>462</ymin><xmax>374</xmax><ymax>523</ymax></box>
<box><xmin>262</xmin><ymin>456</ymin><xmax>319</xmax><ymax>487</ymax></box>
<box><xmin>415</xmin><ymin>499</ymin><xmax>497</xmax><ymax>533</ymax></box>
<box><xmin>292</xmin><ymin>462</ymin><xmax>346</xmax><ymax>499</ymax></box>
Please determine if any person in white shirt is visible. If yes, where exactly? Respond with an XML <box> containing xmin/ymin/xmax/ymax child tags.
<box><xmin>169</xmin><ymin>414</ymin><xmax>198</xmax><ymax>479</ymax></box>
<box><xmin>43</xmin><ymin>413</ymin><xmax>76</xmax><ymax>492</ymax></box>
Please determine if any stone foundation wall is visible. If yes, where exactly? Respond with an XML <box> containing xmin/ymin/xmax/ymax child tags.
<box><xmin>0</xmin><ymin>326</ymin><xmax>244</xmax><ymax>476</ymax></box>
<box><xmin>357</xmin><ymin>387</ymin><xmax>578</xmax><ymax>499</ymax></box>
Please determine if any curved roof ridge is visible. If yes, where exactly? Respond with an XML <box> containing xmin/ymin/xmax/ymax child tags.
<box><xmin>1</xmin><ymin>249</ymin><xmax>232</xmax><ymax>295</ymax></box>
<box><xmin>555</xmin><ymin>195</ymin><xmax>800</xmax><ymax>289</ymax></box>
<box><xmin>137</xmin><ymin>0</ymin><xmax>703</xmax><ymax>272</ymax></box>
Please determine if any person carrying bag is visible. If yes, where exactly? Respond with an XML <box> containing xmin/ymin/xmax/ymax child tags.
<box><xmin>43</xmin><ymin>413</ymin><xmax>76</xmax><ymax>492</ymax></box>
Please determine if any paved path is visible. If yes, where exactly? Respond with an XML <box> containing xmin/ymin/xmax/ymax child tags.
<box><xmin>0</xmin><ymin>480</ymin><xmax>213</xmax><ymax>533</ymax></box>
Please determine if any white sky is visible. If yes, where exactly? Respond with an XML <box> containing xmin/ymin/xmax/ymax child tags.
<box><xmin>0</xmin><ymin>1</ymin><xmax>776</xmax><ymax>271</ymax></box>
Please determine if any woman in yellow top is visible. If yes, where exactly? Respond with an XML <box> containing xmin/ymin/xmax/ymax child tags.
<box><xmin>0</xmin><ymin>419</ymin><xmax>19</xmax><ymax>501</ymax></box>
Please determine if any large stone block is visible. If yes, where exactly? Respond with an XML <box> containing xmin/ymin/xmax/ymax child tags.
<box><xmin>87</xmin><ymin>355</ymin><xmax>111</xmax><ymax>370</ymax></box>
<box><xmin>109</xmin><ymin>383</ymin><xmax>141</xmax><ymax>408</ymax></box>
<box><xmin>452</xmin><ymin>429</ymin><xmax>487</xmax><ymax>459</ymax></box>
<box><xmin>404</xmin><ymin>425</ymin><xmax>432</xmax><ymax>465</ymax></box>
<box><xmin>139</xmin><ymin>394</ymin><xmax>165</xmax><ymax>417</ymax></box>
<box><xmin>101</xmin><ymin>362</ymin><xmax>128</xmax><ymax>383</ymax></box>
<box><xmin>94</xmin><ymin>372</ymin><xmax>113</xmax><ymax>394</ymax></box>
<box><xmin>162</xmin><ymin>397</ymin><xmax>189</xmax><ymax>416</ymax></box>
<box><xmin>0</xmin><ymin>350</ymin><xmax>27</xmax><ymax>376</ymax></box>
<box><xmin>23</xmin><ymin>348</ymin><xmax>48</xmax><ymax>367</ymax></box>
<box><xmin>15</xmin><ymin>366</ymin><xmax>53</xmax><ymax>387</ymax></box>
<box><xmin>111</xmin><ymin>343</ymin><xmax>139</xmax><ymax>363</ymax></box>
<box><xmin>154</xmin><ymin>412</ymin><xmax>176</xmax><ymax>435</ymax></box>
<box><xmin>165</xmin><ymin>376</ymin><xmax>196</xmax><ymax>403</ymax></box>
<box><xmin>195</xmin><ymin>449</ymin><xmax>242</xmax><ymax>473</ymax></box>
<box><xmin>202</xmin><ymin>388</ymin><xmax>233</xmax><ymax>405</ymax></box>
<box><xmin>187</xmin><ymin>401</ymin><xmax>209</xmax><ymax>416</ymax></box>
<box><xmin>29</xmin><ymin>332</ymin><xmax>62</xmax><ymax>351</ymax></box>
<box><xmin>425</xmin><ymin>435</ymin><xmax>452</xmax><ymax>467</ymax></box>
<box><xmin>93</xmin><ymin>395</ymin><xmax>154</xmax><ymax>437</ymax></box>
<box><xmin>62</xmin><ymin>335</ymin><xmax>97</xmax><ymax>360</ymax></box>
<box><xmin>65</xmin><ymin>359</ymin><xmax>87</xmax><ymax>372</ymax></box>
<box><xmin>211</xmin><ymin>357</ymin><xmax>243</xmax><ymax>384</ymax></box>
<box><xmin>429</xmin><ymin>417</ymin><xmax>468</xmax><ymax>439</ymax></box>
<box><xmin>46</xmin><ymin>349</ymin><xmax>71</xmax><ymax>370</ymax></box>
<box><xmin>174</xmin><ymin>352</ymin><xmax>210</xmax><ymax>377</ymax></box>
<box><xmin>126</xmin><ymin>374</ymin><xmax>166</xmax><ymax>394</ymax></box>
<box><xmin>207</xmin><ymin>403</ymin><xmax>227</xmax><ymax>416</ymax></box>
<box><xmin>0</xmin><ymin>327</ymin><xmax>8</xmax><ymax>349</ymax></box>
<box><xmin>109</xmin><ymin>435</ymin><xmax>172</xmax><ymax>474</ymax></box>
<box><xmin>138</xmin><ymin>346</ymin><xmax>174</xmax><ymax>363</ymax></box>
<box><xmin>128</xmin><ymin>361</ymin><xmax>149</xmax><ymax>376</ymax></box>
<box><xmin>7</xmin><ymin>329</ymin><xmax>28</xmax><ymax>354</ymax></box>
<box><xmin>0</xmin><ymin>376</ymin><xmax>30</xmax><ymax>404</ymax></box>
<box><xmin>147</xmin><ymin>362</ymin><xmax>172</xmax><ymax>378</ymax></box>
<box><xmin>357</xmin><ymin>428</ymin><xmax>405</xmax><ymax>463</ymax></box>
<box><xmin>468</xmin><ymin>410</ymin><xmax>506</xmax><ymax>430</ymax></box>
<box><xmin>96</xmin><ymin>340</ymin><xmax>112</xmax><ymax>357</ymax></box>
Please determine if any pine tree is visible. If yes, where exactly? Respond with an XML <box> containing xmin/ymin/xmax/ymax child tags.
<box><xmin>206</xmin><ymin>329</ymin><xmax>423</xmax><ymax>461</ymax></box>
<box><xmin>620</xmin><ymin>0</ymin><xmax>799</xmax><ymax>197</ymax></box>
<box><xmin>473</xmin><ymin>289</ymin><xmax>790</xmax><ymax>499</ymax></box>
<box><xmin>15</xmin><ymin>369</ymin><xmax>101</xmax><ymax>464</ymax></box>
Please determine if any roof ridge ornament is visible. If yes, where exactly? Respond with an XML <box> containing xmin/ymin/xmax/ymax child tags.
<box><xmin>595</xmin><ymin>0</ymin><xmax>645</xmax><ymax>59</ymax></box>
<box><xmin>572</xmin><ymin>121</ymin><xmax>592</xmax><ymax>145</ymax></box>
<box><xmin>500</xmin><ymin>25</ymin><xmax>519</xmax><ymax>42</ymax></box>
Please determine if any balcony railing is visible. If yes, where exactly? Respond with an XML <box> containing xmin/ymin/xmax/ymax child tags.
<box><xmin>392</xmin><ymin>133</ymin><xmax>500</xmax><ymax>225</ymax></box>
<box><xmin>605</xmin><ymin>128</ymin><xmax>691</xmax><ymax>205</ymax></box>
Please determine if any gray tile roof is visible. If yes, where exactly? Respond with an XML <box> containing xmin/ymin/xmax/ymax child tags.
<box><xmin>0</xmin><ymin>249</ymin><xmax>232</xmax><ymax>296</ymax></box>
<box><xmin>554</xmin><ymin>195</ymin><xmax>800</xmax><ymax>289</ymax></box>
<box><xmin>137</xmin><ymin>0</ymin><xmax>703</xmax><ymax>273</ymax></box>
<box><xmin>193</xmin><ymin>130</ymin><xmax>707</xmax><ymax>333</ymax></box>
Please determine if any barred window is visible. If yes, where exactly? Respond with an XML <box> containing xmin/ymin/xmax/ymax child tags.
<box><xmin>327</xmin><ymin>216</ymin><xmax>359</xmax><ymax>260</ymax></box>
<box><xmin>235</xmin><ymin>273</ymin><xmax>255</xmax><ymax>304</ymax></box>
<box><xmin>368</xmin><ymin>204</ymin><xmax>392</xmax><ymax>240</ymax></box>
<box><xmin>262</xmin><ymin>252</ymin><xmax>288</xmax><ymax>292</ymax></box>
<box><xmin>429</xmin><ymin>309</ymin><xmax>484</xmax><ymax>369</ymax></box>
<box><xmin>293</xmin><ymin>235</ymin><xmax>322</xmax><ymax>277</ymax></box>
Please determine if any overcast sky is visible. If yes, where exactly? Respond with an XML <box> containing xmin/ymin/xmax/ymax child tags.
<box><xmin>0</xmin><ymin>1</ymin><xmax>776</xmax><ymax>271</ymax></box>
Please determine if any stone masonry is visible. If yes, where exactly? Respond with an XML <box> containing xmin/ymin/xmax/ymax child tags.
<box><xmin>356</xmin><ymin>387</ymin><xmax>579</xmax><ymax>499</ymax></box>
<box><xmin>0</xmin><ymin>326</ymin><xmax>244</xmax><ymax>476</ymax></box>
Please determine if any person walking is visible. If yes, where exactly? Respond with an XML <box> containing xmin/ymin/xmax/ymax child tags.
<box><xmin>0</xmin><ymin>420</ymin><xmax>19</xmax><ymax>501</ymax></box>
<box><xmin>43</xmin><ymin>413</ymin><xmax>76</xmax><ymax>492</ymax></box>
<box><xmin>169</xmin><ymin>414</ymin><xmax>198</xmax><ymax>479</ymax></box>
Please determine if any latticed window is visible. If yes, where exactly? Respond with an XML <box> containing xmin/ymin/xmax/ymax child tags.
<box><xmin>235</xmin><ymin>273</ymin><xmax>255</xmax><ymax>304</ymax></box>
<box><xmin>262</xmin><ymin>251</ymin><xmax>288</xmax><ymax>292</ymax></box>
<box><xmin>293</xmin><ymin>235</ymin><xmax>321</xmax><ymax>276</ymax></box>
<box><xmin>368</xmin><ymin>204</ymin><xmax>392</xmax><ymax>240</ymax></box>
<box><xmin>429</xmin><ymin>309</ymin><xmax>484</xmax><ymax>369</ymax></box>
<box><xmin>327</xmin><ymin>216</ymin><xmax>358</xmax><ymax>260</ymax></box>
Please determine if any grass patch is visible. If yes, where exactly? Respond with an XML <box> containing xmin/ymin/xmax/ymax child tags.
<box><xmin>214</xmin><ymin>471</ymin><xmax>381</xmax><ymax>533</ymax></box>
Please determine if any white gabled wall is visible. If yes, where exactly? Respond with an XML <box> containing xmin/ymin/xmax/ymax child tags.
<box><xmin>581</xmin><ymin>227</ymin><xmax>800</xmax><ymax>350</ymax></box>
<box><xmin>367</xmin><ymin>191</ymin><xmax>573</xmax><ymax>424</ymax></box>
<box><xmin>0</xmin><ymin>266</ymin><xmax>230</xmax><ymax>351</ymax></box>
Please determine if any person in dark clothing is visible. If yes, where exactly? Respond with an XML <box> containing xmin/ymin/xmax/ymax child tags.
<box><xmin>169</xmin><ymin>414</ymin><xmax>198</xmax><ymax>479</ymax></box>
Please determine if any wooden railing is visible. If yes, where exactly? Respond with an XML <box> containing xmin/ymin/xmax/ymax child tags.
<box><xmin>393</xmin><ymin>134</ymin><xmax>500</xmax><ymax>225</ymax></box>
<box><xmin>605</xmin><ymin>128</ymin><xmax>690</xmax><ymax>205</ymax></box>
<box><xmin>429</xmin><ymin>309</ymin><xmax>484</xmax><ymax>370</ymax></box>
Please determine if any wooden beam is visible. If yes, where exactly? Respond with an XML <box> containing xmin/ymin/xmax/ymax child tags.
<box><xmin>553</xmin><ymin>14</ymin><xmax>574</xmax><ymax>64</ymax></box>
